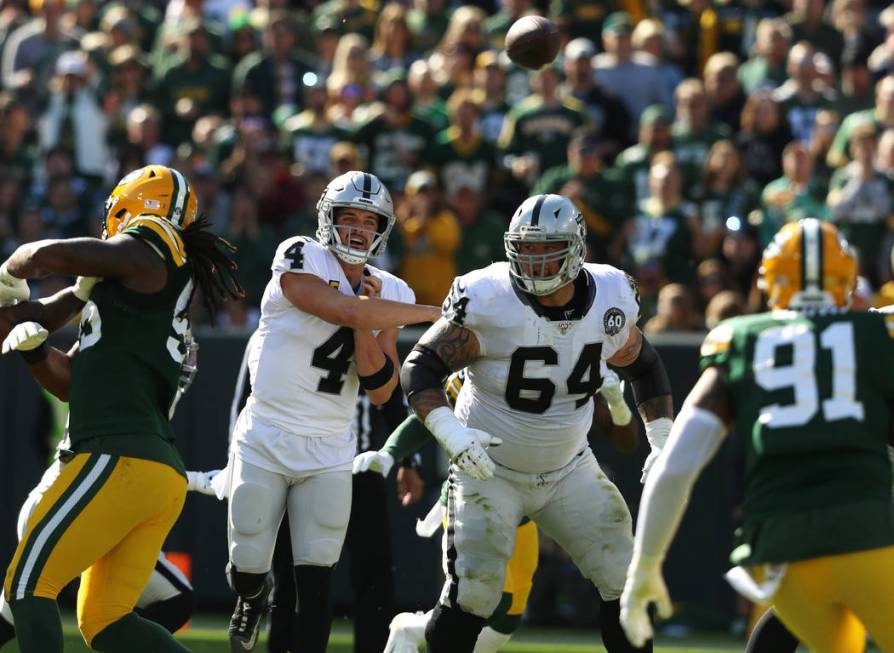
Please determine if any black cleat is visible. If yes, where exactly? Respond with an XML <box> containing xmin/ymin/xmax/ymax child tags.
<box><xmin>228</xmin><ymin>579</ymin><xmax>272</xmax><ymax>652</ymax></box>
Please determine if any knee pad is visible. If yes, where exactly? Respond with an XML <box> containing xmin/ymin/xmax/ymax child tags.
<box><xmin>226</xmin><ymin>563</ymin><xmax>269</xmax><ymax>600</ymax></box>
<box><xmin>136</xmin><ymin>590</ymin><xmax>194</xmax><ymax>634</ymax></box>
<box><xmin>426</xmin><ymin>603</ymin><xmax>486</xmax><ymax>653</ymax></box>
<box><xmin>230</xmin><ymin>482</ymin><xmax>277</xmax><ymax>536</ymax></box>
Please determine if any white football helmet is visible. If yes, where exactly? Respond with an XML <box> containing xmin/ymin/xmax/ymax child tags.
<box><xmin>504</xmin><ymin>194</ymin><xmax>586</xmax><ymax>295</ymax></box>
<box><xmin>316</xmin><ymin>171</ymin><xmax>395</xmax><ymax>265</ymax></box>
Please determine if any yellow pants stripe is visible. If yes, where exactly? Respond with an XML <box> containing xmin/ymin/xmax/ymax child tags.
<box><xmin>503</xmin><ymin>521</ymin><xmax>539</xmax><ymax>616</ymax></box>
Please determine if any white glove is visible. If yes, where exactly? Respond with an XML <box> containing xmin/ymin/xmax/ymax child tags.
<box><xmin>424</xmin><ymin>406</ymin><xmax>501</xmax><ymax>481</ymax></box>
<box><xmin>186</xmin><ymin>469</ymin><xmax>221</xmax><ymax>496</ymax></box>
<box><xmin>620</xmin><ymin>553</ymin><xmax>673</xmax><ymax>647</ymax></box>
<box><xmin>72</xmin><ymin>276</ymin><xmax>101</xmax><ymax>302</ymax></box>
<box><xmin>641</xmin><ymin>417</ymin><xmax>673</xmax><ymax>484</ymax></box>
<box><xmin>352</xmin><ymin>450</ymin><xmax>395</xmax><ymax>477</ymax></box>
<box><xmin>599</xmin><ymin>370</ymin><xmax>631</xmax><ymax>426</ymax></box>
<box><xmin>0</xmin><ymin>261</ymin><xmax>30</xmax><ymax>306</ymax></box>
<box><xmin>2</xmin><ymin>321</ymin><xmax>48</xmax><ymax>354</ymax></box>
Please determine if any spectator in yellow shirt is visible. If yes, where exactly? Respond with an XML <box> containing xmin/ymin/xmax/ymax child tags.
<box><xmin>395</xmin><ymin>170</ymin><xmax>460</xmax><ymax>305</ymax></box>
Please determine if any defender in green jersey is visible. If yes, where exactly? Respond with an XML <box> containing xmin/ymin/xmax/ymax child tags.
<box><xmin>0</xmin><ymin>165</ymin><xmax>243</xmax><ymax>653</ymax></box>
<box><xmin>621</xmin><ymin>219</ymin><xmax>894</xmax><ymax>652</ymax></box>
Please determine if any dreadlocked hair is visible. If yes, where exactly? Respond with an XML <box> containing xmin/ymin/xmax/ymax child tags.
<box><xmin>180</xmin><ymin>214</ymin><xmax>245</xmax><ymax>324</ymax></box>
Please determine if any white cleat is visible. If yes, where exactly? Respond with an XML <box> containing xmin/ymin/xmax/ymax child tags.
<box><xmin>384</xmin><ymin>610</ymin><xmax>428</xmax><ymax>653</ymax></box>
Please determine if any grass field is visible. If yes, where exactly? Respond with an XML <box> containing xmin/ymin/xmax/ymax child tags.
<box><xmin>0</xmin><ymin>616</ymin><xmax>747</xmax><ymax>652</ymax></box>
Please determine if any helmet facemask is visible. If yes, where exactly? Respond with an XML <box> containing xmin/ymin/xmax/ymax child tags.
<box><xmin>504</xmin><ymin>194</ymin><xmax>586</xmax><ymax>296</ymax></box>
<box><xmin>505</xmin><ymin>233</ymin><xmax>584</xmax><ymax>296</ymax></box>
<box><xmin>316</xmin><ymin>171</ymin><xmax>395</xmax><ymax>265</ymax></box>
<box><xmin>331</xmin><ymin>208</ymin><xmax>392</xmax><ymax>265</ymax></box>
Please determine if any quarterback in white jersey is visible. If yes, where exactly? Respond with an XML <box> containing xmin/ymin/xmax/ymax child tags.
<box><xmin>226</xmin><ymin>171</ymin><xmax>439</xmax><ymax>653</ymax></box>
<box><xmin>401</xmin><ymin>194</ymin><xmax>676</xmax><ymax>653</ymax></box>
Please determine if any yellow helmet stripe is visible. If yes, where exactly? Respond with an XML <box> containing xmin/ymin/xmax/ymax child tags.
<box><xmin>801</xmin><ymin>218</ymin><xmax>822</xmax><ymax>293</ymax></box>
<box><xmin>128</xmin><ymin>216</ymin><xmax>187</xmax><ymax>267</ymax></box>
<box><xmin>168</xmin><ymin>168</ymin><xmax>188</xmax><ymax>226</ymax></box>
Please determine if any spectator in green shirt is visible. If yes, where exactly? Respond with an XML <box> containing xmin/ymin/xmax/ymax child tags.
<box><xmin>671</xmin><ymin>77</ymin><xmax>731</xmax><ymax>169</ymax></box>
<box><xmin>620</xmin><ymin>151</ymin><xmax>698</xmax><ymax>294</ymax></box>
<box><xmin>760</xmin><ymin>141</ymin><xmax>829</xmax><ymax>245</ymax></box>
<box><xmin>428</xmin><ymin>88</ymin><xmax>495</xmax><ymax>198</ymax></box>
<box><xmin>406</xmin><ymin>0</ymin><xmax>450</xmax><ymax>55</ymax></box>
<box><xmin>154</xmin><ymin>20</ymin><xmax>230</xmax><ymax>148</ymax></box>
<box><xmin>615</xmin><ymin>103</ymin><xmax>674</xmax><ymax>203</ymax></box>
<box><xmin>498</xmin><ymin>64</ymin><xmax>588</xmax><ymax>189</ymax></box>
<box><xmin>534</xmin><ymin>129</ymin><xmax>633</xmax><ymax>261</ymax></box>
<box><xmin>786</xmin><ymin>0</ymin><xmax>845</xmax><ymax>63</ymax></box>
<box><xmin>828</xmin><ymin>75</ymin><xmax>894</xmax><ymax>169</ymax></box>
<box><xmin>450</xmin><ymin>184</ymin><xmax>506</xmax><ymax>274</ymax></box>
<box><xmin>232</xmin><ymin>11</ymin><xmax>312</xmax><ymax>120</ymax></box>
<box><xmin>738</xmin><ymin>18</ymin><xmax>791</xmax><ymax>93</ymax></box>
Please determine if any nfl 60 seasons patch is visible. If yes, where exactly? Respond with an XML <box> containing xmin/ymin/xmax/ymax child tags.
<box><xmin>603</xmin><ymin>308</ymin><xmax>625</xmax><ymax>336</ymax></box>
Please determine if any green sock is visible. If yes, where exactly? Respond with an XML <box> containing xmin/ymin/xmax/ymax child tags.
<box><xmin>90</xmin><ymin>613</ymin><xmax>191</xmax><ymax>653</ymax></box>
<box><xmin>10</xmin><ymin>596</ymin><xmax>63</xmax><ymax>653</ymax></box>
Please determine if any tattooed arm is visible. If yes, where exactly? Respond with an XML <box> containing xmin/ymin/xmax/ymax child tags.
<box><xmin>608</xmin><ymin>328</ymin><xmax>674</xmax><ymax>423</ymax></box>
<box><xmin>400</xmin><ymin>317</ymin><xmax>481</xmax><ymax>420</ymax></box>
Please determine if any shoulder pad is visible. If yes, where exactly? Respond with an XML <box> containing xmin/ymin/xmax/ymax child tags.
<box><xmin>124</xmin><ymin>215</ymin><xmax>187</xmax><ymax>267</ymax></box>
<box><xmin>700</xmin><ymin>323</ymin><xmax>735</xmax><ymax>358</ymax></box>
<box><xmin>273</xmin><ymin>236</ymin><xmax>331</xmax><ymax>277</ymax></box>
<box><xmin>442</xmin><ymin>263</ymin><xmax>511</xmax><ymax>328</ymax></box>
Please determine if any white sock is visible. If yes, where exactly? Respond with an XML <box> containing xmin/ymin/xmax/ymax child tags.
<box><xmin>473</xmin><ymin>626</ymin><xmax>512</xmax><ymax>653</ymax></box>
<box><xmin>0</xmin><ymin>591</ymin><xmax>13</xmax><ymax>626</ymax></box>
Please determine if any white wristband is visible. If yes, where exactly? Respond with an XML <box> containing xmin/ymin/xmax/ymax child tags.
<box><xmin>645</xmin><ymin>417</ymin><xmax>673</xmax><ymax>451</ymax></box>
<box><xmin>424</xmin><ymin>406</ymin><xmax>467</xmax><ymax>459</ymax></box>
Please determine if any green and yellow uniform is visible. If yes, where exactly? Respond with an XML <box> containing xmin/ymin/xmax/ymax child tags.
<box><xmin>382</xmin><ymin>371</ymin><xmax>538</xmax><ymax>634</ymax></box>
<box><xmin>701</xmin><ymin>308</ymin><xmax>894</xmax><ymax>651</ymax></box>
<box><xmin>428</xmin><ymin>128</ymin><xmax>496</xmax><ymax>198</ymax></box>
<box><xmin>498</xmin><ymin>96</ymin><xmax>588</xmax><ymax>182</ymax></box>
<box><xmin>5</xmin><ymin>215</ymin><xmax>192</xmax><ymax>646</ymax></box>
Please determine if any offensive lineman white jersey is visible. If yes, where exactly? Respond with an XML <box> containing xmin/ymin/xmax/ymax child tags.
<box><xmin>445</xmin><ymin>262</ymin><xmax>640</xmax><ymax>473</ymax></box>
<box><xmin>245</xmin><ymin>236</ymin><xmax>415</xmax><ymax>439</ymax></box>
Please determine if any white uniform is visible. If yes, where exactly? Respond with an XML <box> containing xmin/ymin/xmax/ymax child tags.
<box><xmin>438</xmin><ymin>262</ymin><xmax>640</xmax><ymax>616</ymax></box>
<box><xmin>228</xmin><ymin>236</ymin><xmax>414</xmax><ymax>572</ymax></box>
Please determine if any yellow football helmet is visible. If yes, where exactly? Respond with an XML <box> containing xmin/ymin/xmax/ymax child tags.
<box><xmin>759</xmin><ymin>218</ymin><xmax>857</xmax><ymax>309</ymax></box>
<box><xmin>103</xmin><ymin>165</ymin><xmax>198</xmax><ymax>238</ymax></box>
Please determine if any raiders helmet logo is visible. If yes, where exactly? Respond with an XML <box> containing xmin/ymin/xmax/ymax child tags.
<box><xmin>603</xmin><ymin>307</ymin><xmax>625</xmax><ymax>336</ymax></box>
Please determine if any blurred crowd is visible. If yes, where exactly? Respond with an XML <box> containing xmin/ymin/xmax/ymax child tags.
<box><xmin>2</xmin><ymin>0</ymin><xmax>894</xmax><ymax>329</ymax></box>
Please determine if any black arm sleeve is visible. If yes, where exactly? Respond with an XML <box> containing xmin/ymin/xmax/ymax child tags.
<box><xmin>611</xmin><ymin>336</ymin><xmax>672</xmax><ymax>407</ymax></box>
<box><xmin>400</xmin><ymin>344</ymin><xmax>450</xmax><ymax>402</ymax></box>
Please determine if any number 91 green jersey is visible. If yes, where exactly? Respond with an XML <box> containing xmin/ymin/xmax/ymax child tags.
<box><xmin>67</xmin><ymin>217</ymin><xmax>194</xmax><ymax>476</ymax></box>
<box><xmin>701</xmin><ymin>309</ymin><xmax>894</xmax><ymax>566</ymax></box>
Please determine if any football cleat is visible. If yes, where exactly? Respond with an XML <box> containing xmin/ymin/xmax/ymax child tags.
<box><xmin>384</xmin><ymin>610</ymin><xmax>428</xmax><ymax>653</ymax></box>
<box><xmin>228</xmin><ymin>576</ymin><xmax>272</xmax><ymax>652</ymax></box>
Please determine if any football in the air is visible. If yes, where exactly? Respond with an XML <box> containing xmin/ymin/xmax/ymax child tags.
<box><xmin>504</xmin><ymin>15</ymin><xmax>561</xmax><ymax>70</ymax></box>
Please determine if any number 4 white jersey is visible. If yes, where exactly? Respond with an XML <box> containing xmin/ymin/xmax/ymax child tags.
<box><xmin>444</xmin><ymin>262</ymin><xmax>640</xmax><ymax>474</ymax></box>
<box><xmin>246</xmin><ymin>236</ymin><xmax>415</xmax><ymax>439</ymax></box>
